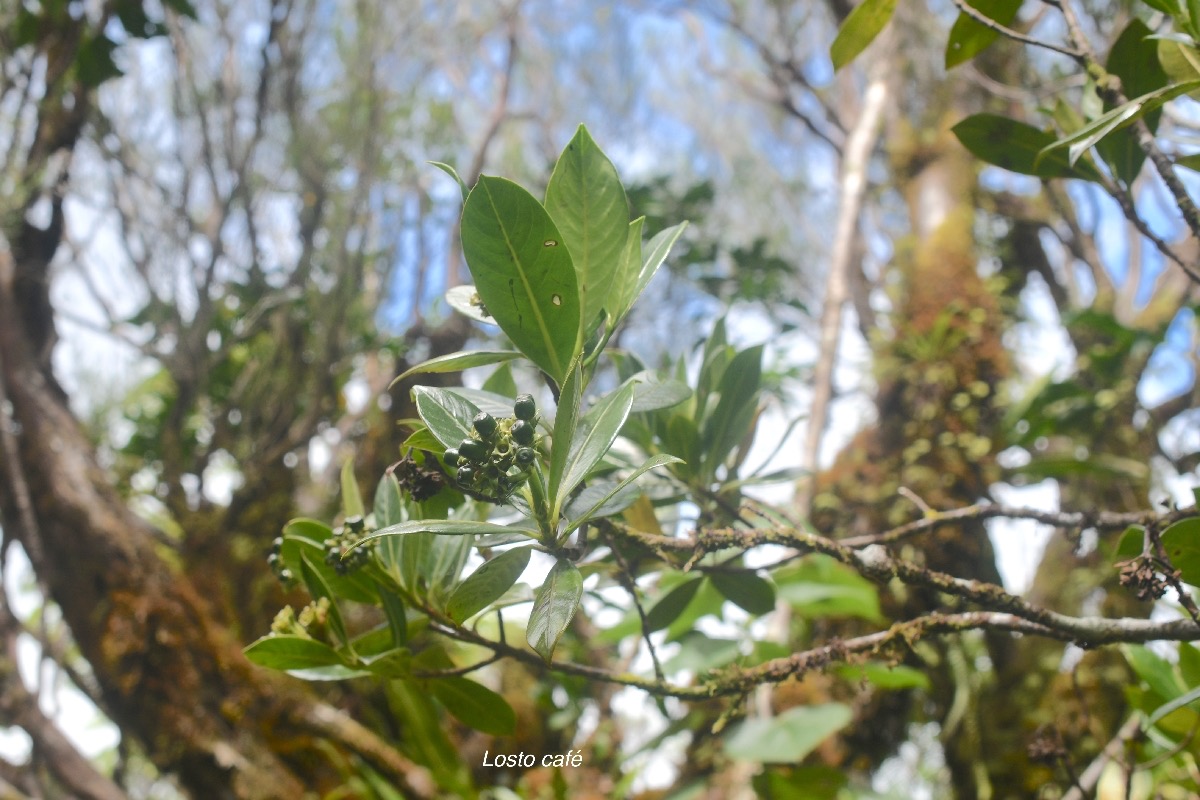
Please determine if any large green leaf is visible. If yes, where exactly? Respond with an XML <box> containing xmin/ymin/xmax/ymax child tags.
<box><xmin>725</xmin><ymin>704</ymin><xmax>853</xmax><ymax>763</ymax></box>
<box><xmin>461</xmin><ymin>176</ymin><xmax>581</xmax><ymax>384</ymax></box>
<box><xmin>555</xmin><ymin>383</ymin><xmax>636</xmax><ymax>515</ymax></box>
<box><xmin>1099</xmin><ymin>20</ymin><xmax>1168</xmax><ymax>184</ymax></box>
<box><xmin>527</xmin><ymin>558</ymin><xmax>584</xmax><ymax>662</ymax></box>
<box><xmin>412</xmin><ymin>386</ymin><xmax>480</xmax><ymax>449</ymax></box>
<box><xmin>545</xmin><ymin>125</ymin><xmax>630</xmax><ymax>333</ymax></box>
<box><xmin>944</xmin><ymin>0</ymin><xmax>1023</xmax><ymax>69</ymax></box>
<box><xmin>952</xmin><ymin>114</ymin><xmax>1102</xmax><ymax>181</ymax></box>
<box><xmin>710</xmin><ymin>569</ymin><xmax>776</xmax><ymax>616</ymax></box>
<box><xmin>830</xmin><ymin>0</ymin><xmax>896</xmax><ymax>71</ymax></box>
<box><xmin>1039</xmin><ymin>81</ymin><xmax>1200</xmax><ymax>167</ymax></box>
<box><xmin>244</xmin><ymin>635</ymin><xmax>344</xmax><ymax>671</ymax></box>
<box><xmin>393</xmin><ymin>350</ymin><xmax>523</xmax><ymax>386</ymax></box>
<box><xmin>446</xmin><ymin>545</ymin><xmax>533</xmax><ymax>622</ymax></box>
<box><xmin>430</xmin><ymin>677</ymin><xmax>517</xmax><ymax>735</ymax></box>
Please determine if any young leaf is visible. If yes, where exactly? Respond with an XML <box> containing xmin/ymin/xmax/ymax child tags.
<box><xmin>244</xmin><ymin>635</ymin><xmax>345</xmax><ymax>671</ymax></box>
<box><xmin>429</xmin><ymin>161</ymin><xmax>469</xmax><ymax>200</ymax></box>
<box><xmin>527</xmin><ymin>558</ymin><xmax>584</xmax><ymax>662</ymax></box>
<box><xmin>340</xmin><ymin>459</ymin><xmax>366</xmax><ymax>520</ymax></box>
<box><xmin>447</xmin><ymin>545</ymin><xmax>533</xmax><ymax>622</ymax></box>
<box><xmin>701</xmin><ymin>345</ymin><xmax>763</xmax><ymax>476</ymax></box>
<box><xmin>944</xmin><ymin>0</ymin><xmax>1022</xmax><ymax>69</ymax></box>
<box><xmin>545</xmin><ymin>125</ymin><xmax>630</xmax><ymax>333</ymax></box>
<box><xmin>412</xmin><ymin>386</ymin><xmax>480</xmax><ymax>448</ymax></box>
<box><xmin>461</xmin><ymin>176</ymin><xmax>582</xmax><ymax>384</ymax></box>
<box><xmin>555</xmin><ymin>383</ymin><xmax>637</xmax><ymax>515</ymax></box>
<box><xmin>430</xmin><ymin>677</ymin><xmax>517</xmax><ymax>736</ymax></box>
<box><xmin>830</xmin><ymin>0</ymin><xmax>897</xmax><ymax>71</ymax></box>
<box><xmin>646</xmin><ymin>576</ymin><xmax>704</xmax><ymax>633</ymax></box>
<box><xmin>710</xmin><ymin>570</ymin><xmax>776</xmax><ymax>616</ymax></box>
<box><xmin>951</xmin><ymin>114</ymin><xmax>1103</xmax><ymax>181</ymax></box>
<box><xmin>392</xmin><ymin>350</ymin><xmax>523</xmax><ymax>386</ymax></box>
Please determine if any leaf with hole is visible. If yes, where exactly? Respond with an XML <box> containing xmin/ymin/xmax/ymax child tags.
<box><xmin>461</xmin><ymin>176</ymin><xmax>581</xmax><ymax>384</ymax></box>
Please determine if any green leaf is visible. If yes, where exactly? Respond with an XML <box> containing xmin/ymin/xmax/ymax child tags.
<box><xmin>393</xmin><ymin>350</ymin><xmax>522</xmax><ymax>386</ymax></box>
<box><xmin>430</xmin><ymin>677</ymin><xmax>517</xmax><ymax>735</ymax></box>
<box><xmin>830</xmin><ymin>0</ymin><xmax>896</xmax><ymax>71</ymax></box>
<box><xmin>774</xmin><ymin>555</ymin><xmax>884</xmax><ymax>623</ymax></box>
<box><xmin>951</xmin><ymin>114</ymin><xmax>1103</xmax><ymax>181</ymax></box>
<box><xmin>1161</xmin><ymin>517</ymin><xmax>1200</xmax><ymax>586</ymax></box>
<box><xmin>1177</xmin><ymin>153</ymin><xmax>1200</xmax><ymax>172</ymax></box>
<box><xmin>945</xmin><ymin>0</ymin><xmax>1022</xmax><ymax>69</ymax></box>
<box><xmin>1147</xmin><ymin>684</ymin><xmax>1200</xmax><ymax>727</ymax></box>
<box><xmin>662</xmin><ymin>632</ymin><xmax>743</xmax><ymax>674</ymax></box>
<box><xmin>752</xmin><ymin>767</ymin><xmax>847</xmax><ymax>799</ymax></box>
<box><xmin>244</xmin><ymin>635</ymin><xmax>344</xmax><ymax>671</ymax></box>
<box><xmin>461</xmin><ymin>176</ymin><xmax>582</xmax><ymax>384</ymax></box>
<box><xmin>528</xmin><ymin>558</ymin><xmax>584</xmax><ymax>662</ymax></box>
<box><xmin>547</xmin><ymin>363</ymin><xmax>583</xmax><ymax>512</ymax></box>
<box><xmin>1040</xmin><ymin>81</ymin><xmax>1200</xmax><ymax>167</ymax></box>
<box><xmin>280</xmin><ymin>519</ymin><xmax>377</xmax><ymax>604</ymax></box>
<box><xmin>545</xmin><ymin>125</ymin><xmax>630</xmax><ymax>333</ymax></box>
<box><xmin>376</xmin><ymin>580</ymin><xmax>408</xmax><ymax>649</ymax></box>
<box><xmin>340</xmin><ymin>459</ymin><xmax>366</xmax><ymax>520</ymax></box>
<box><xmin>1124</xmin><ymin>644</ymin><xmax>1186</xmax><ymax>700</ymax></box>
<box><xmin>443</xmin><ymin>387</ymin><xmax>519</xmax><ymax>420</ymax></box>
<box><xmin>429</xmin><ymin>161</ymin><xmax>469</xmax><ymax>200</ymax></box>
<box><xmin>373</xmin><ymin>474</ymin><xmax>405</xmax><ymax>529</ymax></box>
<box><xmin>724</xmin><ymin>704</ymin><xmax>853</xmax><ymax>763</ymax></box>
<box><xmin>412</xmin><ymin>386</ymin><xmax>480</xmax><ymax>449</ymax></box>
<box><xmin>646</xmin><ymin>576</ymin><xmax>704</xmax><ymax>633</ymax></box>
<box><xmin>1099</xmin><ymin>20</ymin><xmax>1169</xmax><ymax>184</ymax></box>
<box><xmin>563</xmin><ymin>454</ymin><xmax>681</xmax><ymax>531</ymax></box>
<box><xmin>1113</xmin><ymin>524</ymin><xmax>1145</xmax><ymax>562</ymax></box>
<box><xmin>629</xmin><ymin>376</ymin><xmax>692</xmax><ymax>413</ymax></box>
<box><xmin>481</xmin><ymin>362</ymin><xmax>518</xmax><ymax>397</ymax></box>
<box><xmin>447</xmin><ymin>546</ymin><xmax>533</xmax><ymax>622</ymax></box>
<box><xmin>1158</xmin><ymin>39</ymin><xmax>1200</xmax><ymax>87</ymax></box>
<box><xmin>76</xmin><ymin>33</ymin><xmax>123</xmax><ymax>87</ymax></box>
<box><xmin>555</xmin><ymin>383</ymin><xmax>637</xmax><ymax>515</ymax></box>
<box><xmin>701</xmin><ymin>345</ymin><xmax>763</xmax><ymax>475</ymax></box>
<box><xmin>710</xmin><ymin>570</ymin><xmax>776</xmax><ymax>616</ymax></box>
<box><xmin>1141</xmin><ymin>0</ymin><xmax>1177</xmax><ymax>12</ymax></box>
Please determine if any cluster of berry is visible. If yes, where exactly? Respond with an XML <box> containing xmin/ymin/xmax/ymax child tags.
<box><xmin>444</xmin><ymin>393</ymin><xmax>540</xmax><ymax>502</ymax></box>
<box><xmin>266</xmin><ymin>536</ymin><xmax>294</xmax><ymax>584</ymax></box>
<box><xmin>323</xmin><ymin>515</ymin><xmax>374</xmax><ymax>575</ymax></box>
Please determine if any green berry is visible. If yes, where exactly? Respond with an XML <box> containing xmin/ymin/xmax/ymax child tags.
<box><xmin>456</xmin><ymin>465</ymin><xmax>475</xmax><ymax>484</ymax></box>
<box><xmin>459</xmin><ymin>438</ymin><xmax>489</xmax><ymax>462</ymax></box>
<box><xmin>443</xmin><ymin>447</ymin><xmax>461</xmax><ymax>467</ymax></box>
<box><xmin>511</xmin><ymin>419</ymin><xmax>534</xmax><ymax>445</ymax></box>
<box><xmin>516</xmin><ymin>447</ymin><xmax>536</xmax><ymax>467</ymax></box>
<box><xmin>473</xmin><ymin>411</ymin><xmax>498</xmax><ymax>438</ymax></box>
<box><xmin>514</xmin><ymin>394</ymin><xmax>536</xmax><ymax>420</ymax></box>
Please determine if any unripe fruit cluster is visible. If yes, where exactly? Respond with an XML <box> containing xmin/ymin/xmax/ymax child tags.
<box><xmin>267</xmin><ymin>536</ymin><xmax>295</xmax><ymax>585</ymax></box>
<box><xmin>443</xmin><ymin>394</ymin><xmax>540</xmax><ymax>501</ymax></box>
<box><xmin>323</xmin><ymin>515</ymin><xmax>374</xmax><ymax>575</ymax></box>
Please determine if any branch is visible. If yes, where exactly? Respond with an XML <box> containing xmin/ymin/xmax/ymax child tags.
<box><xmin>948</xmin><ymin>0</ymin><xmax>1083</xmax><ymax>60</ymax></box>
